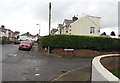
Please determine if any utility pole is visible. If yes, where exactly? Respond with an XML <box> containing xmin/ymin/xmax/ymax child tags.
<box><xmin>49</xmin><ymin>2</ymin><xmax>51</xmax><ymax>35</ymax></box>
<box><xmin>48</xmin><ymin>2</ymin><xmax>51</xmax><ymax>54</ymax></box>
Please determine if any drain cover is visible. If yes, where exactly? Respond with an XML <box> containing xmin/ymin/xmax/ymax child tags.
<box><xmin>61</xmin><ymin>71</ymin><xmax>67</xmax><ymax>73</ymax></box>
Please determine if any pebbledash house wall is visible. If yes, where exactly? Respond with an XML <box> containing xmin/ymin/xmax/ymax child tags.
<box><xmin>70</xmin><ymin>16</ymin><xmax>101</xmax><ymax>36</ymax></box>
<box><xmin>61</xmin><ymin>16</ymin><xmax>101</xmax><ymax>36</ymax></box>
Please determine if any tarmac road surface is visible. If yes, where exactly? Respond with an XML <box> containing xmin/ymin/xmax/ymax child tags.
<box><xmin>1</xmin><ymin>44</ymin><xmax>92</xmax><ymax>81</ymax></box>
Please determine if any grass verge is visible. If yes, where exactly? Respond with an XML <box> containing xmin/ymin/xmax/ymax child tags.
<box><xmin>110</xmin><ymin>68</ymin><xmax>120</xmax><ymax>79</ymax></box>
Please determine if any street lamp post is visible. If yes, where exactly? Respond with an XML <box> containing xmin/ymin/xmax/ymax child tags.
<box><xmin>36</xmin><ymin>24</ymin><xmax>40</xmax><ymax>36</ymax></box>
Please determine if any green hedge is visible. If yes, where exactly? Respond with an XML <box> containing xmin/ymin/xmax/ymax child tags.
<box><xmin>0</xmin><ymin>40</ymin><xmax>2</xmax><ymax>45</ymax></box>
<box><xmin>39</xmin><ymin>34</ymin><xmax>120</xmax><ymax>51</ymax></box>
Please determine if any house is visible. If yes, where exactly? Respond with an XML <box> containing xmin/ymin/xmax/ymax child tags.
<box><xmin>58</xmin><ymin>15</ymin><xmax>101</xmax><ymax>36</ymax></box>
<box><xmin>57</xmin><ymin>24</ymin><xmax>63</xmax><ymax>34</ymax></box>
<box><xmin>7</xmin><ymin>29</ymin><xmax>15</xmax><ymax>42</ymax></box>
<box><xmin>14</xmin><ymin>31</ymin><xmax>20</xmax><ymax>39</ymax></box>
<box><xmin>0</xmin><ymin>25</ymin><xmax>6</xmax><ymax>40</ymax></box>
<box><xmin>19</xmin><ymin>32</ymin><xmax>32</xmax><ymax>41</ymax></box>
<box><xmin>0</xmin><ymin>25</ymin><xmax>15</xmax><ymax>42</ymax></box>
<box><xmin>19</xmin><ymin>32</ymin><xmax>40</xmax><ymax>41</ymax></box>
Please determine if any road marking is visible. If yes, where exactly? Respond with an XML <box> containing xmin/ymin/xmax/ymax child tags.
<box><xmin>8</xmin><ymin>54</ymin><xmax>17</xmax><ymax>56</ymax></box>
<box><xmin>14</xmin><ymin>54</ymin><xmax>17</xmax><ymax>56</ymax></box>
<box><xmin>23</xmin><ymin>78</ymin><xmax>26</xmax><ymax>80</ymax></box>
<box><xmin>35</xmin><ymin>69</ymin><xmax>39</xmax><ymax>70</ymax></box>
<box><xmin>35</xmin><ymin>74</ymin><xmax>40</xmax><ymax>76</ymax></box>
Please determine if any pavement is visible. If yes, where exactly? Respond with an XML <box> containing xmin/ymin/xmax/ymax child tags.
<box><xmin>52</xmin><ymin>66</ymin><xmax>91</xmax><ymax>81</ymax></box>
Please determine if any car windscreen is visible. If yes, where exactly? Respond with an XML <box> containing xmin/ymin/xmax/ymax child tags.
<box><xmin>21</xmin><ymin>41</ymin><xmax>31</xmax><ymax>44</ymax></box>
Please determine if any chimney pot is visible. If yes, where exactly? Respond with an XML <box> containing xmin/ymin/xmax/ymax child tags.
<box><xmin>72</xmin><ymin>16</ymin><xmax>78</xmax><ymax>21</ymax></box>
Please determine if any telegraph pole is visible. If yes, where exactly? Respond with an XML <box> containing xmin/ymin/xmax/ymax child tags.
<box><xmin>49</xmin><ymin>2</ymin><xmax>51</xmax><ymax>35</ymax></box>
<box><xmin>48</xmin><ymin>2</ymin><xmax>51</xmax><ymax>54</ymax></box>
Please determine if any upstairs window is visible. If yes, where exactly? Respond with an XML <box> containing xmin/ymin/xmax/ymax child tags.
<box><xmin>90</xmin><ymin>27</ymin><xmax>95</xmax><ymax>33</ymax></box>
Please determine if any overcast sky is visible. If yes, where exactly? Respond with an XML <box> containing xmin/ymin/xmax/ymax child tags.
<box><xmin>0</xmin><ymin>0</ymin><xmax>119</xmax><ymax>36</ymax></box>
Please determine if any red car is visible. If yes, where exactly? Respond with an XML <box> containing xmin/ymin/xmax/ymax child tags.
<box><xmin>19</xmin><ymin>41</ymin><xmax>32</xmax><ymax>51</ymax></box>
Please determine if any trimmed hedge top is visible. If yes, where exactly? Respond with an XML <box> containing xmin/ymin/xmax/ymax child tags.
<box><xmin>39</xmin><ymin>34</ymin><xmax>120</xmax><ymax>51</ymax></box>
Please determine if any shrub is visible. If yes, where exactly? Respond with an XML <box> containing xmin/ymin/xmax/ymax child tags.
<box><xmin>39</xmin><ymin>34</ymin><xmax>120</xmax><ymax>51</ymax></box>
<box><xmin>0</xmin><ymin>40</ymin><xmax>2</xmax><ymax>45</ymax></box>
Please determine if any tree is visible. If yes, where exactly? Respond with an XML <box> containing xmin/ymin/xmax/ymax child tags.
<box><xmin>101</xmin><ymin>32</ymin><xmax>106</xmax><ymax>35</ymax></box>
<box><xmin>110</xmin><ymin>31</ymin><xmax>116</xmax><ymax>36</ymax></box>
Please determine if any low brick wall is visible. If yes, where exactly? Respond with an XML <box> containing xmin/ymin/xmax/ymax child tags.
<box><xmin>100</xmin><ymin>56</ymin><xmax>120</xmax><ymax>70</ymax></box>
<box><xmin>52</xmin><ymin>48</ymin><xmax>120</xmax><ymax>57</ymax></box>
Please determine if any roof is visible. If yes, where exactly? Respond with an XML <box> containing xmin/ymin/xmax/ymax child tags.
<box><xmin>51</xmin><ymin>28</ymin><xmax>58</xmax><ymax>34</ymax></box>
<box><xmin>0</xmin><ymin>27</ymin><xmax>6</xmax><ymax>32</ymax></box>
<box><xmin>14</xmin><ymin>31</ymin><xmax>20</xmax><ymax>35</ymax></box>
<box><xmin>63</xmin><ymin>19</ymin><xmax>74</xmax><ymax>26</ymax></box>
<box><xmin>7</xmin><ymin>29</ymin><xmax>13</xmax><ymax>33</ymax></box>
<box><xmin>86</xmin><ymin>15</ymin><xmax>101</xmax><ymax>19</ymax></box>
<box><xmin>33</xmin><ymin>34</ymin><xmax>40</xmax><ymax>37</ymax></box>
<box><xmin>0</xmin><ymin>26</ymin><xmax>13</xmax><ymax>33</ymax></box>
<box><xmin>21</xmin><ymin>32</ymin><xmax>40</xmax><ymax>38</ymax></box>
<box><xmin>62</xmin><ymin>15</ymin><xmax>100</xmax><ymax>28</ymax></box>
<box><xmin>21</xmin><ymin>32</ymin><xmax>32</xmax><ymax>37</ymax></box>
<box><xmin>58</xmin><ymin>24</ymin><xmax>63</xmax><ymax>29</ymax></box>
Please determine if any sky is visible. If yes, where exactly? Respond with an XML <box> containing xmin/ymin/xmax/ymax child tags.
<box><xmin>0</xmin><ymin>0</ymin><xmax>119</xmax><ymax>36</ymax></box>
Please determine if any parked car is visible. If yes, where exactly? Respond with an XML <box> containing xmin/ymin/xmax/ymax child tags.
<box><xmin>14</xmin><ymin>40</ymin><xmax>21</xmax><ymax>44</ymax></box>
<box><xmin>14</xmin><ymin>40</ymin><xmax>23</xmax><ymax>44</ymax></box>
<box><xmin>19</xmin><ymin>41</ymin><xmax>32</xmax><ymax>51</ymax></box>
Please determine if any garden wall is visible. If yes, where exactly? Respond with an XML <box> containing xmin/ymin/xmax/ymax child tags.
<box><xmin>92</xmin><ymin>54</ymin><xmax>120</xmax><ymax>83</ymax></box>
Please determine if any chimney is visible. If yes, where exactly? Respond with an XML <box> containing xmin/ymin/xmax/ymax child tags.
<box><xmin>1</xmin><ymin>25</ymin><xmax>5</xmax><ymax>28</ymax></box>
<box><xmin>72</xmin><ymin>15</ymin><xmax>78</xmax><ymax>21</ymax></box>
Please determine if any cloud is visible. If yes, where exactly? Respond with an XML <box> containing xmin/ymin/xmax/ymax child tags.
<box><xmin>0</xmin><ymin>0</ymin><xmax>118</xmax><ymax>36</ymax></box>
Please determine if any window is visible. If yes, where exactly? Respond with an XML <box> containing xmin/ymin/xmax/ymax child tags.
<box><xmin>69</xmin><ymin>29</ymin><xmax>71</xmax><ymax>31</ymax></box>
<box><xmin>90</xmin><ymin>27</ymin><xmax>95</xmax><ymax>33</ymax></box>
<box><xmin>66</xmin><ymin>27</ymin><xmax>68</xmax><ymax>33</ymax></box>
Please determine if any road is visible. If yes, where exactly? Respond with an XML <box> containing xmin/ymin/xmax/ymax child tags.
<box><xmin>1</xmin><ymin>44</ymin><xmax>93</xmax><ymax>81</ymax></box>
